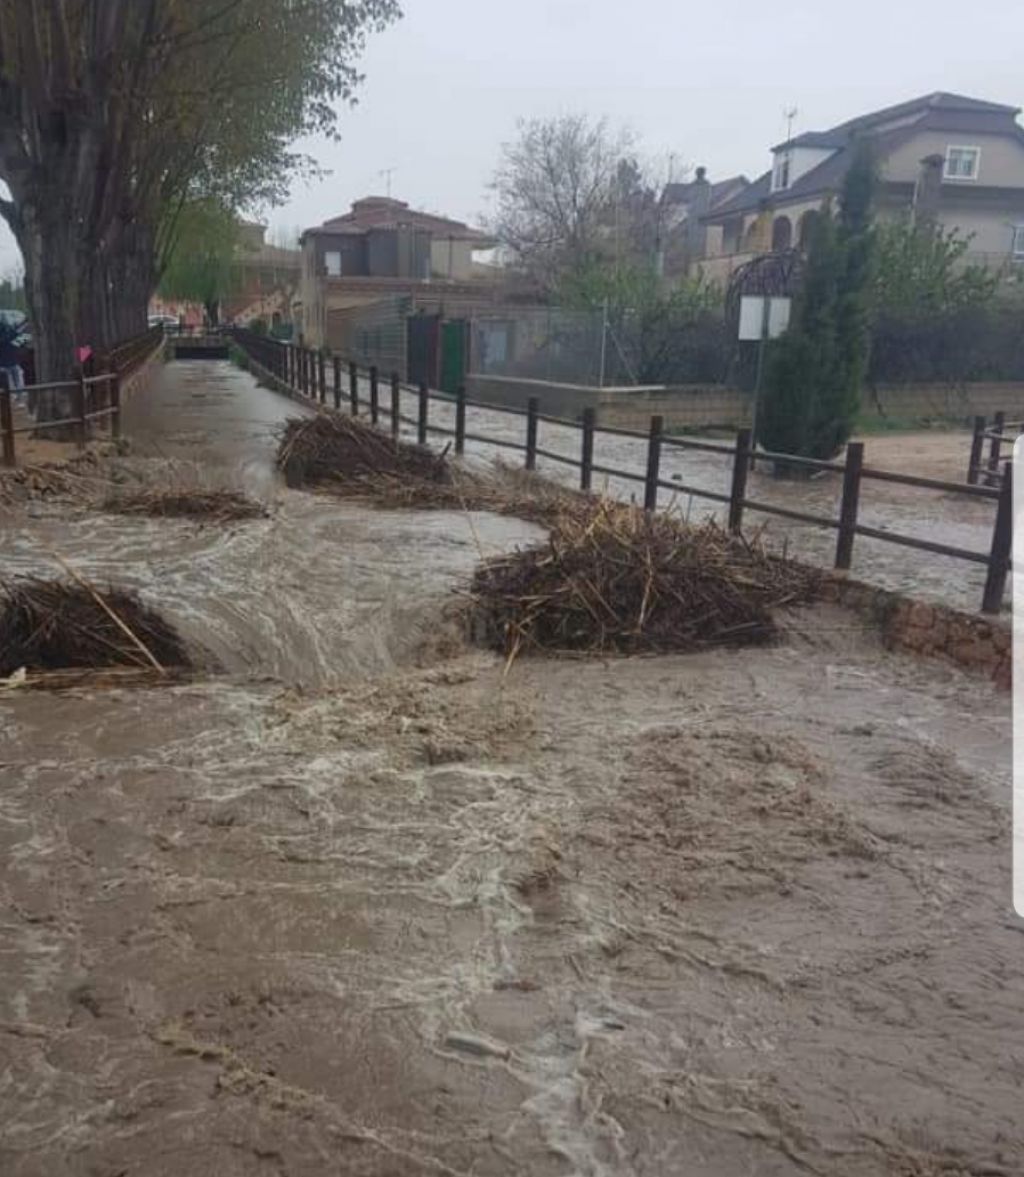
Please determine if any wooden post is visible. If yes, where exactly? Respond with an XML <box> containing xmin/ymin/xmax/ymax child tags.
<box><xmin>728</xmin><ymin>428</ymin><xmax>751</xmax><ymax>533</ymax></box>
<box><xmin>417</xmin><ymin>382</ymin><xmax>429</xmax><ymax>446</ymax></box>
<box><xmin>525</xmin><ymin>396</ymin><xmax>539</xmax><ymax>470</ymax></box>
<box><xmin>455</xmin><ymin>385</ymin><xmax>466</xmax><ymax>455</ymax></box>
<box><xmin>834</xmin><ymin>441</ymin><xmax>864</xmax><ymax>570</ymax></box>
<box><xmin>74</xmin><ymin>366</ymin><xmax>88</xmax><ymax>449</ymax></box>
<box><xmin>318</xmin><ymin>353</ymin><xmax>326</xmax><ymax>404</ymax></box>
<box><xmin>369</xmin><ymin>365</ymin><xmax>379</xmax><ymax>424</ymax></box>
<box><xmin>0</xmin><ymin>382</ymin><xmax>14</xmax><ymax>468</ymax></box>
<box><xmin>349</xmin><ymin>361</ymin><xmax>359</xmax><ymax>415</ymax></box>
<box><xmin>580</xmin><ymin>407</ymin><xmax>596</xmax><ymax>491</ymax></box>
<box><xmin>110</xmin><ymin>372</ymin><xmax>122</xmax><ymax>442</ymax></box>
<box><xmin>333</xmin><ymin>356</ymin><xmax>342</xmax><ymax>409</ymax></box>
<box><xmin>986</xmin><ymin>410</ymin><xmax>1005</xmax><ymax>485</ymax></box>
<box><xmin>967</xmin><ymin>415</ymin><xmax>985</xmax><ymax>485</ymax></box>
<box><xmin>390</xmin><ymin>372</ymin><xmax>401</xmax><ymax>440</ymax></box>
<box><xmin>643</xmin><ymin>415</ymin><xmax>663</xmax><ymax>512</ymax></box>
<box><xmin>982</xmin><ymin>461</ymin><xmax>1013</xmax><ymax>614</ymax></box>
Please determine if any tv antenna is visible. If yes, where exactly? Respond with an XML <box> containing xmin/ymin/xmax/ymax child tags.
<box><xmin>378</xmin><ymin>166</ymin><xmax>397</xmax><ymax>199</ymax></box>
<box><xmin>783</xmin><ymin>106</ymin><xmax>798</xmax><ymax>144</ymax></box>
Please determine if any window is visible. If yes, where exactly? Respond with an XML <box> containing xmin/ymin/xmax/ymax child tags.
<box><xmin>944</xmin><ymin>146</ymin><xmax>980</xmax><ymax>181</ymax></box>
<box><xmin>324</xmin><ymin>250</ymin><xmax>342</xmax><ymax>276</ymax></box>
<box><xmin>1013</xmin><ymin>226</ymin><xmax>1024</xmax><ymax>259</ymax></box>
<box><xmin>772</xmin><ymin>150</ymin><xmax>792</xmax><ymax>192</ymax></box>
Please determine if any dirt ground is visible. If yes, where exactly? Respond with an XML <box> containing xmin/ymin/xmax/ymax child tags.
<box><xmin>1</xmin><ymin>363</ymin><xmax>1019</xmax><ymax>1176</ymax></box>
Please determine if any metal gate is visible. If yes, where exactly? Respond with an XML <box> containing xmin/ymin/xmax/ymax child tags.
<box><xmin>406</xmin><ymin>313</ymin><xmax>440</xmax><ymax>388</ymax></box>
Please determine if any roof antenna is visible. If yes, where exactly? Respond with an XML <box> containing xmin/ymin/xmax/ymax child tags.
<box><xmin>378</xmin><ymin>166</ymin><xmax>397</xmax><ymax>199</ymax></box>
<box><xmin>783</xmin><ymin>106</ymin><xmax>798</xmax><ymax>145</ymax></box>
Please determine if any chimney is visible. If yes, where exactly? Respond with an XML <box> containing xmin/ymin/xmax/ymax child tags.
<box><xmin>686</xmin><ymin>166</ymin><xmax>712</xmax><ymax>262</ymax></box>
<box><xmin>913</xmin><ymin>154</ymin><xmax>944</xmax><ymax>228</ymax></box>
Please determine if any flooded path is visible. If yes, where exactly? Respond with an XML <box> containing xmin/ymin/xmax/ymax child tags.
<box><xmin>1</xmin><ymin>360</ymin><xmax>1019</xmax><ymax>1176</ymax></box>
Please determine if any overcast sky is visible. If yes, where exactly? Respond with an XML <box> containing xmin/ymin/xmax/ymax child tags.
<box><xmin>1</xmin><ymin>0</ymin><xmax>1020</xmax><ymax>271</ymax></box>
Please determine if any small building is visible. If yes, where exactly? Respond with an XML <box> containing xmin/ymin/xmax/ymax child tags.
<box><xmin>699</xmin><ymin>92</ymin><xmax>1024</xmax><ymax>283</ymax></box>
<box><xmin>297</xmin><ymin>196</ymin><xmax>497</xmax><ymax>348</ymax></box>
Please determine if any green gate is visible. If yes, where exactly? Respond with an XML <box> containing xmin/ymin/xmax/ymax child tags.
<box><xmin>439</xmin><ymin>319</ymin><xmax>468</xmax><ymax>394</ymax></box>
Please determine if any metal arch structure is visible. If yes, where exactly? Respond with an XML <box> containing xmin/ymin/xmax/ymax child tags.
<box><xmin>724</xmin><ymin>248</ymin><xmax>804</xmax><ymax>336</ymax></box>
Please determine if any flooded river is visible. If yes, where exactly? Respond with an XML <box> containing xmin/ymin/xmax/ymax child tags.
<box><xmin>0</xmin><ymin>360</ymin><xmax>1019</xmax><ymax>1176</ymax></box>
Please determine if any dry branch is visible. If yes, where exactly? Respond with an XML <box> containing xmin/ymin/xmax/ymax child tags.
<box><xmin>469</xmin><ymin>501</ymin><xmax>820</xmax><ymax>662</ymax></box>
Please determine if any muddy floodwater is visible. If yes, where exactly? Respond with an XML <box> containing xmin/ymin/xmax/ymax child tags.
<box><xmin>0</xmin><ymin>360</ymin><xmax>1019</xmax><ymax>1176</ymax></box>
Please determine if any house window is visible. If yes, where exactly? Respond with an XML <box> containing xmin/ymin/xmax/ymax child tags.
<box><xmin>772</xmin><ymin>151</ymin><xmax>792</xmax><ymax>192</ymax></box>
<box><xmin>324</xmin><ymin>250</ymin><xmax>342</xmax><ymax>276</ymax></box>
<box><xmin>944</xmin><ymin>146</ymin><xmax>980</xmax><ymax>181</ymax></box>
<box><xmin>1013</xmin><ymin>226</ymin><xmax>1024</xmax><ymax>259</ymax></box>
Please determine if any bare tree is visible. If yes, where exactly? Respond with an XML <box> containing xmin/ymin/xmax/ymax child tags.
<box><xmin>490</xmin><ymin>114</ymin><xmax>635</xmax><ymax>292</ymax></box>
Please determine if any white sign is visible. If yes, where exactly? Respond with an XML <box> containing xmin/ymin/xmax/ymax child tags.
<box><xmin>738</xmin><ymin>295</ymin><xmax>791</xmax><ymax>341</ymax></box>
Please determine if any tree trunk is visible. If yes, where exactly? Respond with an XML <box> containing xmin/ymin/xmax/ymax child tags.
<box><xmin>13</xmin><ymin>196</ymin><xmax>81</xmax><ymax>424</ymax></box>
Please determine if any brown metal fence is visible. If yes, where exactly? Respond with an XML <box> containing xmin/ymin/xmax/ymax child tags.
<box><xmin>0</xmin><ymin>325</ymin><xmax>164</xmax><ymax>468</ymax></box>
<box><xmin>232</xmin><ymin>329</ymin><xmax>1013</xmax><ymax>615</ymax></box>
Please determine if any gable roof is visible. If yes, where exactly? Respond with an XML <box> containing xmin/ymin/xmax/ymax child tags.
<box><xmin>771</xmin><ymin>91</ymin><xmax>1020</xmax><ymax>151</ymax></box>
<box><xmin>662</xmin><ymin>174</ymin><xmax>749</xmax><ymax>210</ymax></box>
<box><xmin>710</xmin><ymin>92</ymin><xmax>1024</xmax><ymax>221</ymax></box>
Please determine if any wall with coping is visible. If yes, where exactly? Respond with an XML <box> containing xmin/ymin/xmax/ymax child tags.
<box><xmin>467</xmin><ymin>373</ymin><xmax>1024</xmax><ymax>432</ymax></box>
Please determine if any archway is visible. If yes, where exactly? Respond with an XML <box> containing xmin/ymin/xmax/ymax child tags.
<box><xmin>771</xmin><ymin>215</ymin><xmax>793</xmax><ymax>251</ymax></box>
<box><xmin>798</xmin><ymin>209</ymin><xmax>821</xmax><ymax>250</ymax></box>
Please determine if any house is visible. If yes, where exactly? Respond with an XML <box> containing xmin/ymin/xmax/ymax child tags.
<box><xmin>659</xmin><ymin>169</ymin><xmax>749</xmax><ymax>275</ymax></box>
<box><xmin>297</xmin><ymin>196</ymin><xmax>497</xmax><ymax>347</ymax></box>
<box><xmin>699</xmin><ymin>92</ymin><xmax>1024</xmax><ymax>283</ymax></box>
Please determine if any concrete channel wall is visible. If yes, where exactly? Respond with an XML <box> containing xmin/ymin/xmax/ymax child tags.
<box><xmin>466</xmin><ymin>373</ymin><xmax>1024</xmax><ymax>432</ymax></box>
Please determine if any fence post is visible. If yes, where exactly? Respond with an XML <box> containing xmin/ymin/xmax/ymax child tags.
<box><xmin>580</xmin><ymin>407</ymin><xmax>596</xmax><ymax>491</ymax></box>
<box><xmin>417</xmin><ymin>382</ymin><xmax>429</xmax><ymax>446</ymax></box>
<box><xmin>643</xmin><ymin>415</ymin><xmax>663</xmax><ymax>512</ymax></box>
<box><xmin>525</xmin><ymin>396</ymin><xmax>539</xmax><ymax>471</ymax></box>
<box><xmin>333</xmin><ymin>356</ymin><xmax>342</xmax><ymax>409</ymax></box>
<box><xmin>728</xmin><ymin>428</ymin><xmax>752</xmax><ymax>533</ymax></box>
<box><xmin>0</xmin><ymin>381</ymin><xmax>14</xmax><ymax>467</ymax></box>
<box><xmin>982</xmin><ymin>461</ymin><xmax>1013</xmax><ymax>614</ymax></box>
<box><xmin>390</xmin><ymin>372</ymin><xmax>401</xmax><ymax>440</ymax></box>
<box><xmin>318</xmin><ymin>353</ymin><xmax>326</xmax><ymax>404</ymax></box>
<box><xmin>455</xmin><ymin>385</ymin><xmax>466</xmax><ymax>454</ymax></box>
<box><xmin>349</xmin><ymin>361</ymin><xmax>359</xmax><ymax>415</ymax></box>
<box><xmin>369</xmin><ymin>365</ymin><xmax>379</xmax><ymax>425</ymax></box>
<box><xmin>74</xmin><ymin>366</ymin><xmax>88</xmax><ymax>449</ymax></box>
<box><xmin>986</xmin><ymin>410</ymin><xmax>1005</xmax><ymax>485</ymax></box>
<box><xmin>967</xmin><ymin>415</ymin><xmax>985</xmax><ymax>485</ymax></box>
<box><xmin>110</xmin><ymin>371</ymin><xmax>122</xmax><ymax>442</ymax></box>
<box><xmin>834</xmin><ymin>441</ymin><xmax>864</xmax><ymax>570</ymax></box>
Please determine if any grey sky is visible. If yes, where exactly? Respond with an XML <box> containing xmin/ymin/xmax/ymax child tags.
<box><xmin>0</xmin><ymin>0</ymin><xmax>1020</xmax><ymax>272</ymax></box>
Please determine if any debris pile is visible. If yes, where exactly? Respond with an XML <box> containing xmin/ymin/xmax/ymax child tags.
<box><xmin>276</xmin><ymin>413</ymin><xmax>583</xmax><ymax>524</ymax></box>
<box><xmin>105</xmin><ymin>488</ymin><xmax>268</xmax><ymax>521</ymax></box>
<box><xmin>0</xmin><ymin>579</ymin><xmax>192</xmax><ymax>676</ymax></box>
<box><xmin>469</xmin><ymin>502</ymin><xmax>820</xmax><ymax>661</ymax></box>
<box><xmin>277</xmin><ymin>415</ymin><xmax>448</xmax><ymax>491</ymax></box>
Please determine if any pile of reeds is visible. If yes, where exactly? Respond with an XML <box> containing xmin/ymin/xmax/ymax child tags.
<box><xmin>277</xmin><ymin>414</ymin><xmax>449</xmax><ymax>490</ymax></box>
<box><xmin>104</xmin><ymin>488</ymin><xmax>268</xmax><ymax>521</ymax></box>
<box><xmin>0</xmin><ymin>578</ymin><xmax>192</xmax><ymax>675</ymax></box>
<box><xmin>469</xmin><ymin>502</ymin><xmax>820</xmax><ymax>661</ymax></box>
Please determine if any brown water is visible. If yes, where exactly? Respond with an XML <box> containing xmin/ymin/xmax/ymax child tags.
<box><xmin>1</xmin><ymin>360</ymin><xmax>1019</xmax><ymax>1176</ymax></box>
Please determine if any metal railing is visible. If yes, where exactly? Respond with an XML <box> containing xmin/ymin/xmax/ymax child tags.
<box><xmin>0</xmin><ymin>324</ymin><xmax>164</xmax><ymax>467</ymax></box>
<box><xmin>231</xmin><ymin>329</ymin><xmax>1013</xmax><ymax>615</ymax></box>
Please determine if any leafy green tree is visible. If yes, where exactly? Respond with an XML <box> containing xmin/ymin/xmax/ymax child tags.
<box><xmin>158</xmin><ymin>200</ymin><xmax>241</xmax><ymax>326</ymax></box>
<box><xmin>0</xmin><ymin>0</ymin><xmax>399</xmax><ymax>409</ymax></box>
<box><xmin>872</xmin><ymin>221</ymin><xmax>998</xmax><ymax>316</ymax></box>
<box><xmin>758</xmin><ymin>142</ymin><xmax>876</xmax><ymax>462</ymax></box>
<box><xmin>560</xmin><ymin>258</ymin><xmax>725</xmax><ymax>384</ymax></box>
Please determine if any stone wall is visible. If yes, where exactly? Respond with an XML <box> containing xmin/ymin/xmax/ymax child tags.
<box><xmin>822</xmin><ymin>575</ymin><xmax>1011</xmax><ymax>689</ymax></box>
